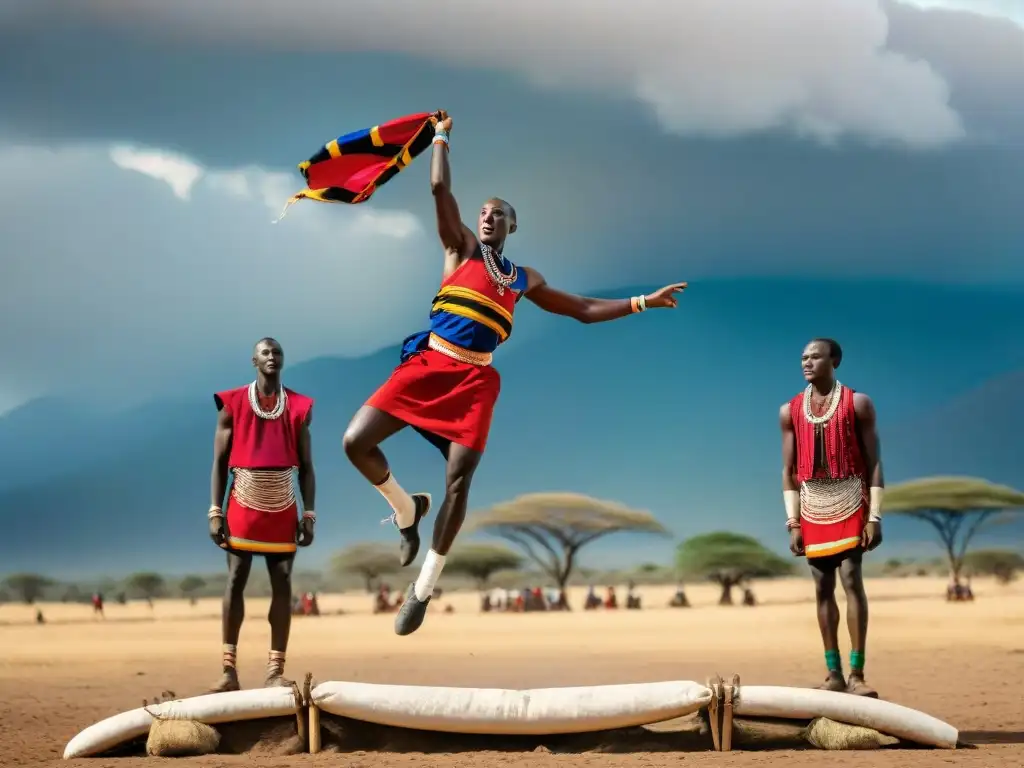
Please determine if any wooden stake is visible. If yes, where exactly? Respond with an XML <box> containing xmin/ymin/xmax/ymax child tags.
<box><xmin>308</xmin><ymin>704</ymin><xmax>321</xmax><ymax>754</ymax></box>
<box><xmin>721</xmin><ymin>674</ymin><xmax>738</xmax><ymax>752</ymax></box>
<box><xmin>706</xmin><ymin>675</ymin><xmax>723</xmax><ymax>752</ymax></box>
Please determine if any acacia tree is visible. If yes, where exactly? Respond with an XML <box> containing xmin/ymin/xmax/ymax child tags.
<box><xmin>125</xmin><ymin>572</ymin><xmax>165</xmax><ymax>604</ymax></box>
<box><xmin>331</xmin><ymin>542</ymin><xmax>399</xmax><ymax>593</ymax></box>
<box><xmin>179</xmin><ymin>575</ymin><xmax>206</xmax><ymax>602</ymax></box>
<box><xmin>1</xmin><ymin>573</ymin><xmax>54</xmax><ymax>605</ymax></box>
<box><xmin>675</xmin><ymin>532</ymin><xmax>792</xmax><ymax>605</ymax></box>
<box><xmin>444</xmin><ymin>543</ymin><xmax>524</xmax><ymax>590</ymax></box>
<box><xmin>962</xmin><ymin>550</ymin><xmax>1024</xmax><ymax>585</ymax></box>
<box><xmin>884</xmin><ymin>476</ymin><xmax>1024</xmax><ymax>588</ymax></box>
<box><xmin>464</xmin><ymin>493</ymin><xmax>669</xmax><ymax>589</ymax></box>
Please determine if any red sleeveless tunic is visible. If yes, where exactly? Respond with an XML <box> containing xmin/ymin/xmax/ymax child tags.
<box><xmin>214</xmin><ymin>386</ymin><xmax>314</xmax><ymax>554</ymax></box>
<box><xmin>789</xmin><ymin>385</ymin><xmax>867</xmax><ymax>559</ymax></box>
<box><xmin>366</xmin><ymin>254</ymin><xmax>522</xmax><ymax>454</ymax></box>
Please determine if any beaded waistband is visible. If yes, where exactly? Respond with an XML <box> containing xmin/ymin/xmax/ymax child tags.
<box><xmin>231</xmin><ymin>468</ymin><xmax>296</xmax><ymax>513</ymax></box>
<box><xmin>428</xmin><ymin>333</ymin><xmax>493</xmax><ymax>366</ymax></box>
<box><xmin>799</xmin><ymin>476</ymin><xmax>864</xmax><ymax>525</ymax></box>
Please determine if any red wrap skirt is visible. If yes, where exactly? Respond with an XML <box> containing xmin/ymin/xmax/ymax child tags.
<box><xmin>225</xmin><ymin>491</ymin><xmax>298</xmax><ymax>555</ymax></box>
<box><xmin>801</xmin><ymin>506</ymin><xmax>866</xmax><ymax>560</ymax></box>
<box><xmin>366</xmin><ymin>349</ymin><xmax>501</xmax><ymax>453</ymax></box>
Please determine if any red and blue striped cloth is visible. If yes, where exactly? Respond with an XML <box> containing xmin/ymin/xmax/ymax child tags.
<box><xmin>277</xmin><ymin>111</ymin><xmax>438</xmax><ymax>220</ymax></box>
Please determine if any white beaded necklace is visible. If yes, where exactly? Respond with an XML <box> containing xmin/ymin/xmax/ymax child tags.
<box><xmin>248</xmin><ymin>381</ymin><xmax>287</xmax><ymax>420</ymax></box>
<box><xmin>480</xmin><ymin>243</ymin><xmax>517</xmax><ymax>296</ymax></box>
<box><xmin>803</xmin><ymin>381</ymin><xmax>842</xmax><ymax>425</ymax></box>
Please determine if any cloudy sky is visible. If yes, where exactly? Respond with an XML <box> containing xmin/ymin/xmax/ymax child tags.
<box><xmin>2</xmin><ymin>0</ymin><xmax>1022</xmax><ymax>411</ymax></box>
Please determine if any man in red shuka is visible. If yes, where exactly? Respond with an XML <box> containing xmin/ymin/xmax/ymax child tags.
<box><xmin>342</xmin><ymin>110</ymin><xmax>688</xmax><ymax>637</ymax></box>
<box><xmin>208</xmin><ymin>338</ymin><xmax>316</xmax><ymax>692</ymax></box>
<box><xmin>780</xmin><ymin>338</ymin><xmax>885</xmax><ymax>697</ymax></box>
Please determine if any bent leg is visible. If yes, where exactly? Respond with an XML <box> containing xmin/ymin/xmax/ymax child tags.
<box><xmin>342</xmin><ymin>405</ymin><xmax>408</xmax><ymax>484</ymax></box>
<box><xmin>211</xmin><ymin>551</ymin><xmax>252</xmax><ymax>692</ymax></box>
<box><xmin>265</xmin><ymin>553</ymin><xmax>296</xmax><ymax>686</ymax></box>
<box><xmin>344</xmin><ymin>405</ymin><xmax>428</xmax><ymax>540</ymax></box>
<box><xmin>808</xmin><ymin>556</ymin><xmax>845</xmax><ymax>691</ymax></box>
<box><xmin>839</xmin><ymin>551</ymin><xmax>876</xmax><ymax>696</ymax></box>
<box><xmin>395</xmin><ymin>444</ymin><xmax>483</xmax><ymax>637</ymax></box>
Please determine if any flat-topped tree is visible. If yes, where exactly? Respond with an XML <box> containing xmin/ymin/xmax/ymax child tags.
<box><xmin>445</xmin><ymin>543</ymin><xmax>524</xmax><ymax>590</ymax></box>
<box><xmin>883</xmin><ymin>476</ymin><xmax>1024</xmax><ymax>588</ymax></box>
<box><xmin>330</xmin><ymin>542</ymin><xmax>400</xmax><ymax>593</ymax></box>
<box><xmin>2</xmin><ymin>573</ymin><xmax>54</xmax><ymax>605</ymax></box>
<box><xmin>675</xmin><ymin>532</ymin><xmax>792</xmax><ymax>605</ymax></box>
<box><xmin>464</xmin><ymin>493</ymin><xmax>670</xmax><ymax>590</ymax></box>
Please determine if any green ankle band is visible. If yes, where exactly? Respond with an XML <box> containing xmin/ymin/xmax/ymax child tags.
<box><xmin>824</xmin><ymin>649</ymin><xmax>842</xmax><ymax>672</ymax></box>
<box><xmin>850</xmin><ymin>650</ymin><xmax>865</xmax><ymax>670</ymax></box>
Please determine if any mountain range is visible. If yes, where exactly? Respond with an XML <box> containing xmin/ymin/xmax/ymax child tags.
<box><xmin>2</xmin><ymin>279</ymin><xmax>1022</xmax><ymax>578</ymax></box>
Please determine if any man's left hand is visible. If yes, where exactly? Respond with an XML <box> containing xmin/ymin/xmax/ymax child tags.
<box><xmin>296</xmin><ymin>517</ymin><xmax>315</xmax><ymax>547</ymax></box>
<box><xmin>861</xmin><ymin>520</ymin><xmax>882</xmax><ymax>551</ymax></box>
<box><xmin>645</xmin><ymin>282</ymin><xmax>688</xmax><ymax>309</ymax></box>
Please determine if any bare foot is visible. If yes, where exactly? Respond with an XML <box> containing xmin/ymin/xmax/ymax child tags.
<box><xmin>846</xmin><ymin>674</ymin><xmax>878</xmax><ymax>698</ymax></box>
<box><xmin>816</xmin><ymin>672</ymin><xmax>847</xmax><ymax>692</ymax></box>
<box><xmin>209</xmin><ymin>667</ymin><xmax>240</xmax><ymax>693</ymax></box>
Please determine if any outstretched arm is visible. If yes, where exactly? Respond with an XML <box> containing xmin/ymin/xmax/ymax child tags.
<box><xmin>522</xmin><ymin>267</ymin><xmax>686</xmax><ymax>323</ymax></box>
<box><xmin>430</xmin><ymin>113</ymin><xmax>472</xmax><ymax>259</ymax></box>
<box><xmin>296</xmin><ymin>410</ymin><xmax>316</xmax><ymax>513</ymax></box>
<box><xmin>210</xmin><ymin>407</ymin><xmax>233</xmax><ymax>509</ymax></box>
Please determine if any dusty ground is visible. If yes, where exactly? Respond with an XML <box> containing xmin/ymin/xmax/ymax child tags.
<box><xmin>1</xmin><ymin>577</ymin><xmax>1022</xmax><ymax>767</ymax></box>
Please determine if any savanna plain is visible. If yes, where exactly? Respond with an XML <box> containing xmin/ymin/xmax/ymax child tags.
<box><xmin>2</xmin><ymin>577</ymin><xmax>1021</xmax><ymax>768</ymax></box>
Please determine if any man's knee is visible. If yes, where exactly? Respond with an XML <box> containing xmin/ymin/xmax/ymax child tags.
<box><xmin>839</xmin><ymin>556</ymin><xmax>866</xmax><ymax>596</ymax></box>
<box><xmin>811</xmin><ymin>566</ymin><xmax>837</xmax><ymax>600</ymax></box>
<box><xmin>445</xmin><ymin>449</ymin><xmax>482</xmax><ymax>494</ymax></box>
<box><xmin>342</xmin><ymin>423</ymin><xmax>366</xmax><ymax>460</ymax></box>
<box><xmin>267</xmin><ymin>556</ymin><xmax>295</xmax><ymax>594</ymax></box>
<box><xmin>226</xmin><ymin>556</ymin><xmax>252</xmax><ymax>595</ymax></box>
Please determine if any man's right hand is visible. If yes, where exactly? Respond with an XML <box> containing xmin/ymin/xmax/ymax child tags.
<box><xmin>789</xmin><ymin>528</ymin><xmax>805</xmax><ymax>556</ymax></box>
<box><xmin>209</xmin><ymin>513</ymin><xmax>227</xmax><ymax>548</ymax></box>
<box><xmin>435</xmin><ymin>110</ymin><xmax>452</xmax><ymax>134</ymax></box>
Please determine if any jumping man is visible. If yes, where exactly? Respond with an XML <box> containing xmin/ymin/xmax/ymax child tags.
<box><xmin>208</xmin><ymin>338</ymin><xmax>316</xmax><ymax>691</ymax></box>
<box><xmin>342</xmin><ymin>111</ymin><xmax>687</xmax><ymax>637</ymax></box>
<box><xmin>780</xmin><ymin>338</ymin><xmax>884</xmax><ymax>697</ymax></box>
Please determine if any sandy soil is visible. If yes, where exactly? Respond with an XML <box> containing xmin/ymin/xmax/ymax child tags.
<box><xmin>1</xmin><ymin>577</ymin><xmax>1022</xmax><ymax>767</ymax></box>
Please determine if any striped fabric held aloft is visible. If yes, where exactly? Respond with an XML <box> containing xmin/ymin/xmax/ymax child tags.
<box><xmin>275</xmin><ymin>111</ymin><xmax>438</xmax><ymax>221</ymax></box>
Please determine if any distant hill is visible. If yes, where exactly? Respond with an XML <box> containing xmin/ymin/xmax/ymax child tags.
<box><xmin>2</xmin><ymin>279</ymin><xmax>1022</xmax><ymax>577</ymax></box>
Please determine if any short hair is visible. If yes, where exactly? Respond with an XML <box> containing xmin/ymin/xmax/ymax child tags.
<box><xmin>253</xmin><ymin>337</ymin><xmax>282</xmax><ymax>354</ymax></box>
<box><xmin>811</xmin><ymin>337</ymin><xmax>842</xmax><ymax>368</ymax></box>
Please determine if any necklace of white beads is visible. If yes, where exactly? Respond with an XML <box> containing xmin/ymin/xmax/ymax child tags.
<box><xmin>480</xmin><ymin>243</ymin><xmax>517</xmax><ymax>296</ymax></box>
<box><xmin>248</xmin><ymin>381</ymin><xmax>287</xmax><ymax>420</ymax></box>
<box><xmin>803</xmin><ymin>381</ymin><xmax>842</xmax><ymax>425</ymax></box>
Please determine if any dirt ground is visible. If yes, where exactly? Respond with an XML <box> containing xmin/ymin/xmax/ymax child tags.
<box><xmin>1</xmin><ymin>577</ymin><xmax>1022</xmax><ymax>768</ymax></box>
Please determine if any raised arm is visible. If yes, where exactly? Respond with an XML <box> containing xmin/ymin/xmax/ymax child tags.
<box><xmin>210</xmin><ymin>406</ymin><xmax>233</xmax><ymax>509</ymax></box>
<box><xmin>296</xmin><ymin>410</ymin><xmax>316</xmax><ymax>513</ymax></box>
<box><xmin>430</xmin><ymin>113</ymin><xmax>471</xmax><ymax>258</ymax></box>
<box><xmin>522</xmin><ymin>267</ymin><xmax>686</xmax><ymax>323</ymax></box>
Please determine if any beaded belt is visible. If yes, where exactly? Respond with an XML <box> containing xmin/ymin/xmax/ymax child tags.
<box><xmin>428</xmin><ymin>333</ymin><xmax>492</xmax><ymax>366</ymax></box>
<box><xmin>799</xmin><ymin>476</ymin><xmax>864</xmax><ymax>525</ymax></box>
<box><xmin>231</xmin><ymin>468</ymin><xmax>296</xmax><ymax>512</ymax></box>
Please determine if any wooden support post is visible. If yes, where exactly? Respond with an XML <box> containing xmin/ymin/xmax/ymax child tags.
<box><xmin>721</xmin><ymin>674</ymin><xmax>738</xmax><ymax>752</ymax></box>
<box><xmin>308</xmin><ymin>705</ymin><xmax>321</xmax><ymax>754</ymax></box>
<box><xmin>706</xmin><ymin>675</ymin><xmax>723</xmax><ymax>752</ymax></box>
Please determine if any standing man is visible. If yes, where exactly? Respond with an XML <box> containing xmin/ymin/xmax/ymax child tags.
<box><xmin>780</xmin><ymin>338</ymin><xmax>884</xmax><ymax>697</ymax></box>
<box><xmin>208</xmin><ymin>338</ymin><xmax>316</xmax><ymax>692</ymax></box>
<box><xmin>342</xmin><ymin>110</ymin><xmax>687</xmax><ymax>637</ymax></box>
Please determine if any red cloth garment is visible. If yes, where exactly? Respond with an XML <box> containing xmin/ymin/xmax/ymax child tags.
<box><xmin>366</xmin><ymin>349</ymin><xmax>501</xmax><ymax>453</ymax></box>
<box><xmin>225</xmin><ymin>494</ymin><xmax>298</xmax><ymax>555</ymax></box>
